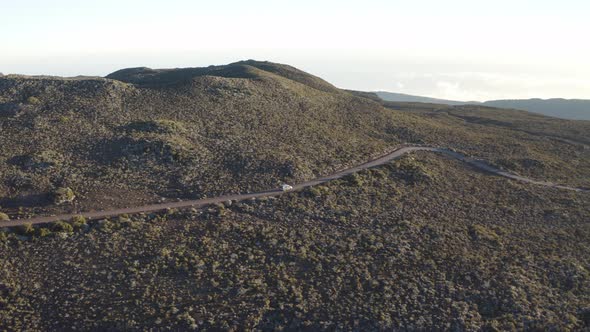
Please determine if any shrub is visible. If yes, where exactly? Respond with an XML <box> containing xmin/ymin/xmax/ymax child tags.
<box><xmin>213</xmin><ymin>204</ymin><xmax>226</xmax><ymax>217</ymax></box>
<box><xmin>97</xmin><ymin>219</ymin><xmax>114</xmax><ymax>232</ymax></box>
<box><xmin>109</xmin><ymin>135</ymin><xmax>192</xmax><ymax>163</ymax></box>
<box><xmin>393</xmin><ymin>157</ymin><xmax>434</xmax><ymax>183</ymax></box>
<box><xmin>26</xmin><ymin>96</ymin><xmax>41</xmax><ymax>105</ymax></box>
<box><xmin>17</xmin><ymin>223</ymin><xmax>35</xmax><ymax>235</ymax></box>
<box><xmin>37</xmin><ymin>228</ymin><xmax>52</xmax><ymax>237</ymax></box>
<box><xmin>52</xmin><ymin>187</ymin><xmax>76</xmax><ymax>205</ymax></box>
<box><xmin>0</xmin><ymin>212</ymin><xmax>10</xmax><ymax>221</ymax></box>
<box><xmin>468</xmin><ymin>224</ymin><xmax>501</xmax><ymax>245</ymax></box>
<box><xmin>343</xmin><ymin>173</ymin><xmax>364</xmax><ymax>187</ymax></box>
<box><xmin>70</xmin><ymin>215</ymin><xmax>87</xmax><ymax>229</ymax></box>
<box><xmin>24</xmin><ymin>150</ymin><xmax>63</xmax><ymax>170</ymax></box>
<box><xmin>53</xmin><ymin>221</ymin><xmax>74</xmax><ymax>233</ymax></box>
<box><xmin>154</xmin><ymin>119</ymin><xmax>187</xmax><ymax>134</ymax></box>
<box><xmin>125</xmin><ymin>119</ymin><xmax>187</xmax><ymax>134</ymax></box>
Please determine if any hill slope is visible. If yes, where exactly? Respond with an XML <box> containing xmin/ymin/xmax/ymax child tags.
<box><xmin>1</xmin><ymin>61</ymin><xmax>590</xmax><ymax>331</ymax></box>
<box><xmin>0</xmin><ymin>60</ymin><xmax>589</xmax><ymax>220</ymax></box>
<box><xmin>1</xmin><ymin>153</ymin><xmax>589</xmax><ymax>330</ymax></box>
<box><xmin>0</xmin><ymin>61</ymin><xmax>410</xmax><ymax>217</ymax></box>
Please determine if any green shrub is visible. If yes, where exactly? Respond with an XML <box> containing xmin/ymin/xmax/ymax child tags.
<box><xmin>26</xmin><ymin>96</ymin><xmax>41</xmax><ymax>105</ymax></box>
<box><xmin>24</xmin><ymin>150</ymin><xmax>63</xmax><ymax>170</ymax></box>
<box><xmin>343</xmin><ymin>173</ymin><xmax>365</xmax><ymax>187</ymax></box>
<box><xmin>53</xmin><ymin>221</ymin><xmax>74</xmax><ymax>233</ymax></box>
<box><xmin>110</xmin><ymin>135</ymin><xmax>193</xmax><ymax>163</ymax></box>
<box><xmin>125</xmin><ymin>119</ymin><xmax>187</xmax><ymax>134</ymax></box>
<box><xmin>468</xmin><ymin>224</ymin><xmax>501</xmax><ymax>245</ymax></box>
<box><xmin>97</xmin><ymin>219</ymin><xmax>114</xmax><ymax>232</ymax></box>
<box><xmin>393</xmin><ymin>157</ymin><xmax>434</xmax><ymax>183</ymax></box>
<box><xmin>70</xmin><ymin>215</ymin><xmax>87</xmax><ymax>229</ymax></box>
<box><xmin>117</xmin><ymin>215</ymin><xmax>138</xmax><ymax>228</ymax></box>
<box><xmin>52</xmin><ymin>187</ymin><xmax>76</xmax><ymax>205</ymax></box>
<box><xmin>154</xmin><ymin>119</ymin><xmax>187</xmax><ymax>134</ymax></box>
<box><xmin>213</xmin><ymin>204</ymin><xmax>226</xmax><ymax>217</ymax></box>
<box><xmin>37</xmin><ymin>228</ymin><xmax>52</xmax><ymax>237</ymax></box>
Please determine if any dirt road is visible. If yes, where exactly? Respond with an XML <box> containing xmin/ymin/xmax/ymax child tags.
<box><xmin>1</xmin><ymin>146</ymin><xmax>587</xmax><ymax>227</ymax></box>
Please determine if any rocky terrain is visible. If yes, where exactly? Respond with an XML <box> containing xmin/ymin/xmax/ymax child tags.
<box><xmin>0</xmin><ymin>61</ymin><xmax>589</xmax><ymax>330</ymax></box>
<box><xmin>1</xmin><ymin>61</ymin><xmax>589</xmax><ymax>220</ymax></box>
<box><xmin>1</xmin><ymin>153</ymin><xmax>589</xmax><ymax>330</ymax></box>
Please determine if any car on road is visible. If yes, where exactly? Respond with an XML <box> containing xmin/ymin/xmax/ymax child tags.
<box><xmin>281</xmin><ymin>184</ymin><xmax>293</xmax><ymax>191</ymax></box>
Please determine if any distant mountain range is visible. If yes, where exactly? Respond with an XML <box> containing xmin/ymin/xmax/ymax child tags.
<box><xmin>375</xmin><ymin>91</ymin><xmax>590</xmax><ymax>120</ymax></box>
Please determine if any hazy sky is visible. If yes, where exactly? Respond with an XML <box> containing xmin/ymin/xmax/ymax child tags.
<box><xmin>1</xmin><ymin>0</ymin><xmax>589</xmax><ymax>101</ymax></box>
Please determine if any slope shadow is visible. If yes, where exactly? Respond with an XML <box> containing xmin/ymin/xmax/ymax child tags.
<box><xmin>0</xmin><ymin>193</ymin><xmax>52</xmax><ymax>208</ymax></box>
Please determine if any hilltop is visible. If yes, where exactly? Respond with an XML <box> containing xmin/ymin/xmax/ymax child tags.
<box><xmin>106</xmin><ymin>60</ymin><xmax>341</xmax><ymax>93</ymax></box>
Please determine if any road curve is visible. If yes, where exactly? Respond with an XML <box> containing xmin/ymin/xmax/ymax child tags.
<box><xmin>1</xmin><ymin>146</ymin><xmax>587</xmax><ymax>227</ymax></box>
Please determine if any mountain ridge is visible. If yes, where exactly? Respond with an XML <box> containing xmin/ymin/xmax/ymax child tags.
<box><xmin>375</xmin><ymin>91</ymin><xmax>590</xmax><ymax>120</ymax></box>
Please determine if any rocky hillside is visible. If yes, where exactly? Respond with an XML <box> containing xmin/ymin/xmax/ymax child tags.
<box><xmin>1</xmin><ymin>153</ymin><xmax>589</xmax><ymax>330</ymax></box>
<box><xmin>1</xmin><ymin>61</ymin><xmax>590</xmax><ymax>330</ymax></box>
<box><xmin>0</xmin><ymin>61</ymin><xmax>408</xmax><ymax>216</ymax></box>
<box><xmin>0</xmin><ymin>61</ymin><xmax>589</xmax><ymax>219</ymax></box>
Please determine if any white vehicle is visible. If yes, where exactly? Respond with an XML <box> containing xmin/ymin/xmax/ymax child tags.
<box><xmin>281</xmin><ymin>184</ymin><xmax>294</xmax><ymax>191</ymax></box>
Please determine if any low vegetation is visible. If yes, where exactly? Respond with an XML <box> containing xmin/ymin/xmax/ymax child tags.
<box><xmin>51</xmin><ymin>187</ymin><xmax>75</xmax><ymax>205</ymax></box>
<box><xmin>0</xmin><ymin>60</ymin><xmax>589</xmax><ymax>330</ymax></box>
<box><xmin>0</xmin><ymin>154</ymin><xmax>588</xmax><ymax>330</ymax></box>
<box><xmin>1</xmin><ymin>61</ymin><xmax>589</xmax><ymax>220</ymax></box>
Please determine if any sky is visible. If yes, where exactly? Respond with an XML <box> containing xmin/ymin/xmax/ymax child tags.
<box><xmin>1</xmin><ymin>0</ymin><xmax>589</xmax><ymax>101</ymax></box>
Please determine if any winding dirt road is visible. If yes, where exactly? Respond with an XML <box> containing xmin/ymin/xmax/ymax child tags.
<box><xmin>1</xmin><ymin>146</ymin><xmax>587</xmax><ymax>227</ymax></box>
